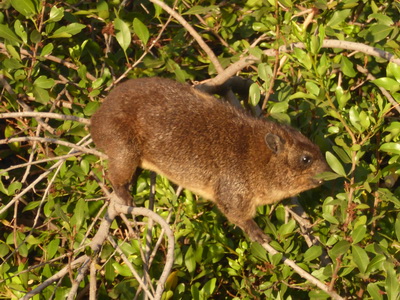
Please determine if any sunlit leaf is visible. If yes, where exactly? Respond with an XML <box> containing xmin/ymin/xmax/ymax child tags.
<box><xmin>351</xmin><ymin>225</ymin><xmax>366</xmax><ymax>244</ymax></box>
<box><xmin>380</xmin><ymin>142</ymin><xmax>400</xmax><ymax>155</ymax></box>
<box><xmin>366</xmin><ymin>24</ymin><xmax>393</xmax><ymax>42</ymax></box>
<box><xmin>182</xmin><ymin>5</ymin><xmax>218</xmax><ymax>15</ymax></box>
<box><xmin>326</xmin><ymin>152</ymin><xmax>346</xmax><ymax>177</ymax></box>
<box><xmin>329</xmin><ymin>240</ymin><xmax>350</xmax><ymax>260</ymax></box>
<box><xmin>50</xmin><ymin>23</ymin><xmax>86</xmax><ymax>38</ymax></box>
<box><xmin>114</xmin><ymin>18</ymin><xmax>131</xmax><ymax>51</ymax></box>
<box><xmin>10</xmin><ymin>0</ymin><xmax>36</xmax><ymax>17</ymax></box>
<box><xmin>133</xmin><ymin>18</ymin><xmax>149</xmax><ymax>46</ymax></box>
<box><xmin>372</xmin><ymin>77</ymin><xmax>400</xmax><ymax>93</ymax></box>
<box><xmin>249</xmin><ymin>83</ymin><xmax>261</xmax><ymax>106</ymax></box>
<box><xmin>0</xmin><ymin>24</ymin><xmax>22</xmax><ymax>44</ymax></box>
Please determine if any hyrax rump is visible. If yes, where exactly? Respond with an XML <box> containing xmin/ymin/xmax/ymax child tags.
<box><xmin>90</xmin><ymin>77</ymin><xmax>329</xmax><ymax>243</ymax></box>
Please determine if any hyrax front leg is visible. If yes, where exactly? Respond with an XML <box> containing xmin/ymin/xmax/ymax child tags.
<box><xmin>105</xmin><ymin>143</ymin><xmax>141</xmax><ymax>206</ymax></box>
<box><xmin>216</xmin><ymin>192</ymin><xmax>271</xmax><ymax>244</ymax></box>
<box><xmin>236</xmin><ymin>218</ymin><xmax>271</xmax><ymax>244</ymax></box>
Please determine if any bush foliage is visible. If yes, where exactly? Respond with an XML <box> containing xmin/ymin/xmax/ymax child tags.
<box><xmin>0</xmin><ymin>0</ymin><xmax>399</xmax><ymax>299</ymax></box>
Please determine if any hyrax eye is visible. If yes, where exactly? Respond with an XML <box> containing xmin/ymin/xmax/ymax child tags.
<box><xmin>301</xmin><ymin>155</ymin><xmax>312</xmax><ymax>165</ymax></box>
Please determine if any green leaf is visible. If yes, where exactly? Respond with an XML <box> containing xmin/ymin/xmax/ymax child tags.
<box><xmin>332</xmin><ymin>146</ymin><xmax>352</xmax><ymax>164</ymax></box>
<box><xmin>47</xmin><ymin>6</ymin><xmax>64</xmax><ymax>23</ymax></box>
<box><xmin>0</xmin><ymin>24</ymin><xmax>22</xmax><ymax>44</ymax></box>
<box><xmin>33</xmin><ymin>86</ymin><xmax>50</xmax><ymax>104</ymax></box>
<box><xmin>72</xmin><ymin>199</ymin><xmax>87</xmax><ymax>231</ymax></box>
<box><xmin>10</xmin><ymin>0</ymin><xmax>37</xmax><ymax>17</ymax></box>
<box><xmin>30</xmin><ymin>29</ymin><xmax>41</xmax><ymax>43</ymax></box>
<box><xmin>384</xmin><ymin>262</ymin><xmax>399</xmax><ymax>300</ymax></box>
<box><xmin>351</xmin><ymin>225</ymin><xmax>366</xmax><ymax>244</ymax></box>
<box><xmin>293</xmin><ymin>48</ymin><xmax>312</xmax><ymax>70</ymax></box>
<box><xmin>258</xmin><ymin>63</ymin><xmax>273</xmax><ymax>82</ymax></box>
<box><xmin>372</xmin><ymin>77</ymin><xmax>400</xmax><ymax>93</ymax></box>
<box><xmin>269</xmin><ymin>101</ymin><xmax>288</xmax><ymax>114</ymax></box>
<box><xmin>367</xmin><ymin>283</ymin><xmax>383</xmax><ymax>300</ymax></box>
<box><xmin>34</xmin><ymin>76</ymin><xmax>55</xmax><ymax>89</ymax></box>
<box><xmin>253</xmin><ymin>22</ymin><xmax>269</xmax><ymax>32</ymax></box>
<box><xmin>114</xmin><ymin>18</ymin><xmax>131</xmax><ymax>51</ymax></box>
<box><xmin>112</xmin><ymin>262</ymin><xmax>131</xmax><ymax>276</ymax></box>
<box><xmin>352</xmin><ymin>245</ymin><xmax>369</xmax><ymax>274</ymax></box>
<box><xmin>182</xmin><ymin>5</ymin><xmax>218</xmax><ymax>15</ymax></box>
<box><xmin>6</xmin><ymin>45</ymin><xmax>20</xmax><ymax>61</ymax></box>
<box><xmin>349</xmin><ymin>106</ymin><xmax>362</xmax><ymax>132</ymax></box>
<box><xmin>200</xmin><ymin>278</ymin><xmax>216</xmax><ymax>298</ymax></box>
<box><xmin>387</xmin><ymin>62</ymin><xmax>400</xmax><ymax>82</ymax></box>
<box><xmin>366</xmin><ymin>24</ymin><xmax>393</xmax><ymax>43</ymax></box>
<box><xmin>304</xmin><ymin>245</ymin><xmax>322</xmax><ymax>262</ymax></box>
<box><xmin>270</xmin><ymin>252</ymin><xmax>283</xmax><ymax>266</ymax></box>
<box><xmin>366</xmin><ymin>254</ymin><xmax>386</xmax><ymax>273</ymax></box>
<box><xmin>96</xmin><ymin>1</ymin><xmax>109</xmax><ymax>19</ymax></box>
<box><xmin>84</xmin><ymin>101</ymin><xmax>100</xmax><ymax>116</ymax></box>
<box><xmin>47</xmin><ymin>239</ymin><xmax>60</xmax><ymax>259</ymax></box>
<box><xmin>7</xmin><ymin>181</ymin><xmax>21</xmax><ymax>195</ymax></box>
<box><xmin>14</xmin><ymin>20</ymin><xmax>27</xmax><ymax>44</ymax></box>
<box><xmin>329</xmin><ymin>240</ymin><xmax>350</xmax><ymax>260</ymax></box>
<box><xmin>0</xmin><ymin>243</ymin><xmax>9</xmax><ymax>257</ymax></box>
<box><xmin>2</xmin><ymin>58</ymin><xmax>23</xmax><ymax>70</ymax></box>
<box><xmin>250</xmin><ymin>243</ymin><xmax>267</xmax><ymax>261</ymax></box>
<box><xmin>380</xmin><ymin>142</ymin><xmax>400</xmax><ymax>155</ymax></box>
<box><xmin>133</xmin><ymin>18</ymin><xmax>149</xmax><ymax>46</ymax></box>
<box><xmin>368</xmin><ymin>13</ymin><xmax>394</xmax><ymax>26</ymax></box>
<box><xmin>23</xmin><ymin>201</ymin><xmax>41</xmax><ymax>212</ymax></box>
<box><xmin>278</xmin><ymin>219</ymin><xmax>296</xmax><ymax>236</ymax></box>
<box><xmin>306</xmin><ymin>81</ymin><xmax>320</xmax><ymax>96</ymax></box>
<box><xmin>326</xmin><ymin>151</ymin><xmax>346</xmax><ymax>177</ymax></box>
<box><xmin>40</xmin><ymin>43</ymin><xmax>54</xmax><ymax>57</ymax></box>
<box><xmin>50</xmin><ymin>23</ymin><xmax>86</xmax><ymax>38</ymax></box>
<box><xmin>395</xmin><ymin>214</ymin><xmax>400</xmax><ymax>242</ymax></box>
<box><xmin>327</xmin><ymin>9</ymin><xmax>351</xmax><ymax>28</ymax></box>
<box><xmin>341</xmin><ymin>56</ymin><xmax>357</xmax><ymax>77</ymax></box>
<box><xmin>185</xmin><ymin>245</ymin><xmax>196</xmax><ymax>274</ymax></box>
<box><xmin>249</xmin><ymin>83</ymin><xmax>261</xmax><ymax>106</ymax></box>
<box><xmin>191</xmin><ymin>284</ymin><xmax>200</xmax><ymax>300</ymax></box>
<box><xmin>359</xmin><ymin>111</ymin><xmax>370</xmax><ymax>130</ymax></box>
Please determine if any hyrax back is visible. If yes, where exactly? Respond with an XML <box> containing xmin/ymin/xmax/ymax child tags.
<box><xmin>90</xmin><ymin>77</ymin><xmax>329</xmax><ymax>243</ymax></box>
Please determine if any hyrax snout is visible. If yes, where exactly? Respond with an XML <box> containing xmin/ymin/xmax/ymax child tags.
<box><xmin>90</xmin><ymin>77</ymin><xmax>329</xmax><ymax>243</ymax></box>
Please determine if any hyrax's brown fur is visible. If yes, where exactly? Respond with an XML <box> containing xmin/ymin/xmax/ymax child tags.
<box><xmin>90</xmin><ymin>77</ymin><xmax>329</xmax><ymax>243</ymax></box>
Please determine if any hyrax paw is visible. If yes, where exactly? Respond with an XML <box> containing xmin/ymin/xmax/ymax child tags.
<box><xmin>249</xmin><ymin>230</ymin><xmax>271</xmax><ymax>244</ymax></box>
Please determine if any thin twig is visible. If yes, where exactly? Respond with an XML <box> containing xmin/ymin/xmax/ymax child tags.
<box><xmin>20</xmin><ymin>255</ymin><xmax>90</xmax><ymax>300</ymax></box>
<box><xmin>0</xmin><ymin>42</ymin><xmax>96</xmax><ymax>81</ymax></box>
<box><xmin>0</xmin><ymin>136</ymin><xmax>105</xmax><ymax>158</ymax></box>
<box><xmin>208</xmin><ymin>39</ymin><xmax>400</xmax><ymax>89</ymax></box>
<box><xmin>149</xmin><ymin>0</ymin><xmax>224</xmax><ymax>74</ymax></box>
<box><xmin>260</xmin><ymin>242</ymin><xmax>345</xmax><ymax>300</ymax></box>
<box><xmin>0</xmin><ymin>111</ymin><xmax>91</xmax><ymax>125</ymax></box>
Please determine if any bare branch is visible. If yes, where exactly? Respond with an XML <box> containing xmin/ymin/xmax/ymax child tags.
<box><xmin>0</xmin><ymin>136</ymin><xmax>105</xmax><ymax>158</ymax></box>
<box><xmin>149</xmin><ymin>0</ymin><xmax>224</xmax><ymax>74</ymax></box>
<box><xmin>356</xmin><ymin>64</ymin><xmax>400</xmax><ymax>114</ymax></box>
<box><xmin>114</xmin><ymin>201</ymin><xmax>175</xmax><ymax>300</ymax></box>
<box><xmin>20</xmin><ymin>255</ymin><xmax>90</xmax><ymax>300</ymax></box>
<box><xmin>208</xmin><ymin>39</ymin><xmax>400</xmax><ymax>87</ymax></box>
<box><xmin>260</xmin><ymin>242</ymin><xmax>345</xmax><ymax>300</ymax></box>
<box><xmin>0</xmin><ymin>112</ymin><xmax>91</xmax><ymax>125</ymax></box>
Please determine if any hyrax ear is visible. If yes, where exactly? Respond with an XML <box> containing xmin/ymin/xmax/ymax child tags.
<box><xmin>265</xmin><ymin>133</ymin><xmax>285</xmax><ymax>154</ymax></box>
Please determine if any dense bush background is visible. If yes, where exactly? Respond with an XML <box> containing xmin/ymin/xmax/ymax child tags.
<box><xmin>0</xmin><ymin>0</ymin><xmax>399</xmax><ymax>299</ymax></box>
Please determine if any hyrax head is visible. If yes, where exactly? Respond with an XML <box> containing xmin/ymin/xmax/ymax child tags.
<box><xmin>263</xmin><ymin>126</ymin><xmax>330</xmax><ymax>199</ymax></box>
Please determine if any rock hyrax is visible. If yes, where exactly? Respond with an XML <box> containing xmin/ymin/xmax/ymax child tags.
<box><xmin>90</xmin><ymin>77</ymin><xmax>329</xmax><ymax>243</ymax></box>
